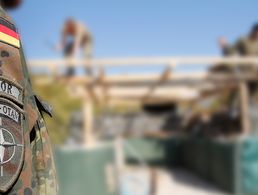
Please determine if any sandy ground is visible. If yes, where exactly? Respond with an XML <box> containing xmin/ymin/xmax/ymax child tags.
<box><xmin>156</xmin><ymin>168</ymin><xmax>228</xmax><ymax>195</ymax></box>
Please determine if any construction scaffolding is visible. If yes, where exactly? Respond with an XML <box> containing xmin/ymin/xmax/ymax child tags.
<box><xmin>28</xmin><ymin>56</ymin><xmax>258</xmax><ymax>146</ymax></box>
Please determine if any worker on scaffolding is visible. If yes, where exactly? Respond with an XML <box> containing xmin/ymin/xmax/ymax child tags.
<box><xmin>217</xmin><ymin>23</ymin><xmax>258</xmax><ymax>133</ymax></box>
<box><xmin>56</xmin><ymin>18</ymin><xmax>93</xmax><ymax>76</ymax></box>
<box><xmin>219</xmin><ymin>23</ymin><xmax>258</xmax><ymax>56</ymax></box>
<box><xmin>217</xmin><ymin>23</ymin><xmax>258</xmax><ymax>94</ymax></box>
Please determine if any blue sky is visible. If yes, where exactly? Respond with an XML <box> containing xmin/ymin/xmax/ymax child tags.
<box><xmin>9</xmin><ymin>0</ymin><xmax>258</xmax><ymax>60</ymax></box>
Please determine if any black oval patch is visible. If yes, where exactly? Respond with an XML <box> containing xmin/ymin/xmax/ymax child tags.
<box><xmin>0</xmin><ymin>98</ymin><xmax>24</xmax><ymax>193</ymax></box>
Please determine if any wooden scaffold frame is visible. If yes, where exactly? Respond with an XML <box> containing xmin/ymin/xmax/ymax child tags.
<box><xmin>28</xmin><ymin>56</ymin><xmax>258</xmax><ymax>146</ymax></box>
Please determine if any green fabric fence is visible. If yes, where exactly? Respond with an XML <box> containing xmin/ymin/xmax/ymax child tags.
<box><xmin>124</xmin><ymin>136</ymin><xmax>258</xmax><ymax>195</ymax></box>
<box><xmin>124</xmin><ymin>137</ymin><xmax>182</xmax><ymax>167</ymax></box>
<box><xmin>54</xmin><ymin>136</ymin><xmax>258</xmax><ymax>195</ymax></box>
<box><xmin>238</xmin><ymin>137</ymin><xmax>258</xmax><ymax>195</ymax></box>
<box><xmin>55</xmin><ymin>144</ymin><xmax>116</xmax><ymax>195</ymax></box>
<box><xmin>181</xmin><ymin>137</ymin><xmax>258</xmax><ymax>195</ymax></box>
<box><xmin>181</xmin><ymin>138</ymin><xmax>237</xmax><ymax>192</ymax></box>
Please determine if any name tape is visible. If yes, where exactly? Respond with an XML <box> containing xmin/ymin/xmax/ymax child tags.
<box><xmin>0</xmin><ymin>79</ymin><xmax>22</xmax><ymax>102</ymax></box>
<box><xmin>0</xmin><ymin>104</ymin><xmax>20</xmax><ymax>122</ymax></box>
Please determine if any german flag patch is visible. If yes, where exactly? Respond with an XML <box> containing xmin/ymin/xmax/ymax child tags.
<box><xmin>0</xmin><ymin>18</ymin><xmax>20</xmax><ymax>48</ymax></box>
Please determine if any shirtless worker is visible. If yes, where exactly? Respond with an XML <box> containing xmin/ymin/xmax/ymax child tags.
<box><xmin>56</xmin><ymin>18</ymin><xmax>93</xmax><ymax>76</ymax></box>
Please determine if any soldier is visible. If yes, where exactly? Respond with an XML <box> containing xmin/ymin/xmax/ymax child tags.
<box><xmin>0</xmin><ymin>0</ymin><xmax>57</xmax><ymax>194</ymax></box>
<box><xmin>56</xmin><ymin>18</ymin><xmax>93</xmax><ymax>76</ymax></box>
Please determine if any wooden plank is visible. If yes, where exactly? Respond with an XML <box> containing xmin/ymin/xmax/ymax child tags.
<box><xmin>142</xmin><ymin>67</ymin><xmax>172</xmax><ymax>101</ymax></box>
<box><xmin>62</xmin><ymin>72</ymin><xmax>257</xmax><ymax>87</ymax></box>
<box><xmin>239</xmin><ymin>82</ymin><xmax>251</xmax><ymax>134</ymax></box>
<box><xmin>96</xmin><ymin>67</ymin><xmax>108</xmax><ymax>103</ymax></box>
<box><xmin>83</xmin><ymin>95</ymin><xmax>94</xmax><ymax>146</ymax></box>
<box><xmin>28</xmin><ymin>56</ymin><xmax>258</xmax><ymax>68</ymax></box>
<box><xmin>105</xmin><ymin>86</ymin><xmax>200</xmax><ymax>102</ymax></box>
<box><xmin>114</xmin><ymin>135</ymin><xmax>124</xmax><ymax>195</ymax></box>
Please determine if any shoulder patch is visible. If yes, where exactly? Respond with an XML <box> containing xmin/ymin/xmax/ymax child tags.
<box><xmin>0</xmin><ymin>77</ymin><xmax>23</xmax><ymax>105</ymax></box>
<box><xmin>0</xmin><ymin>17</ymin><xmax>16</xmax><ymax>32</ymax></box>
<box><xmin>0</xmin><ymin>18</ymin><xmax>20</xmax><ymax>48</ymax></box>
<box><xmin>0</xmin><ymin>98</ymin><xmax>24</xmax><ymax>193</ymax></box>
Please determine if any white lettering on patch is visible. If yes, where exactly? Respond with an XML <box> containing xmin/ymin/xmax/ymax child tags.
<box><xmin>0</xmin><ymin>80</ymin><xmax>21</xmax><ymax>102</ymax></box>
<box><xmin>0</xmin><ymin>104</ymin><xmax>19</xmax><ymax>122</ymax></box>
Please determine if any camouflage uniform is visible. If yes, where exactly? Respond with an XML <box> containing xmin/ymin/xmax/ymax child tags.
<box><xmin>0</xmin><ymin>5</ymin><xmax>57</xmax><ymax>195</ymax></box>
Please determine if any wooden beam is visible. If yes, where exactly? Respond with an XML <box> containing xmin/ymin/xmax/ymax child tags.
<box><xmin>63</xmin><ymin>72</ymin><xmax>257</xmax><ymax>87</ymax></box>
<box><xmin>105</xmin><ymin>86</ymin><xmax>200</xmax><ymax>102</ymax></box>
<box><xmin>114</xmin><ymin>135</ymin><xmax>125</xmax><ymax>195</ymax></box>
<box><xmin>239</xmin><ymin>82</ymin><xmax>251</xmax><ymax>134</ymax></box>
<box><xmin>96</xmin><ymin>67</ymin><xmax>108</xmax><ymax>104</ymax></box>
<box><xmin>28</xmin><ymin>56</ymin><xmax>258</xmax><ymax>68</ymax></box>
<box><xmin>142</xmin><ymin>67</ymin><xmax>172</xmax><ymax>101</ymax></box>
<box><xmin>83</xmin><ymin>95</ymin><xmax>94</xmax><ymax>146</ymax></box>
<box><xmin>71</xmin><ymin>74</ymin><xmax>100</xmax><ymax>103</ymax></box>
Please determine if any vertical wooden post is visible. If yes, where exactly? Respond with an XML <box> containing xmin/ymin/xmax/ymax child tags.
<box><xmin>82</xmin><ymin>52</ymin><xmax>95</xmax><ymax>146</ymax></box>
<box><xmin>114</xmin><ymin>135</ymin><xmax>124</xmax><ymax>195</ymax></box>
<box><xmin>115</xmin><ymin>136</ymin><xmax>125</xmax><ymax>171</ymax></box>
<box><xmin>83</xmin><ymin>94</ymin><xmax>94</xmax><ymax>146</ymax></box>
<box><xmin>239</xmin><ymin>82</ymin><xmax>251</xmax><ymax>134</ymax></box>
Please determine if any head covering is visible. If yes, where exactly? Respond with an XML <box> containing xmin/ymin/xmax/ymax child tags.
<box><xmin>251</xmin><ymin>23</ymin><xmax>258</xmax><ymax>33</ymax></box>
<box><xmin>1</xmin><ymin>0</ymin><xmax>22</xmax><ymax>9</ymax></box>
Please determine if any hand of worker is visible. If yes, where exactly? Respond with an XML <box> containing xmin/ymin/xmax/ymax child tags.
<box><xmin>218</xmin><ymin>37</ymin><xmax>228</xmax><ymax>48</ymax></box>
<box><xmin>54</xmin><ymin>42</ymin><xmax>64</xmax><ymax>52</ymax></box>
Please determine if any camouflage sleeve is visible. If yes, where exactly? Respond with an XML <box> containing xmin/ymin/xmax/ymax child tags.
<box><xmin>30</xmin><ymin>113</ymin><xmax>58</xmax><ymax>195</ymax></box>
<box><xmin>1</xmin><ymin>45</ymin><xmax>58</xmax><ymax>195</ymax></box>
<box><xmin>0</xmin><ymin>6</ymin><xmax>58</xmax><ymax>195</ymax></box>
